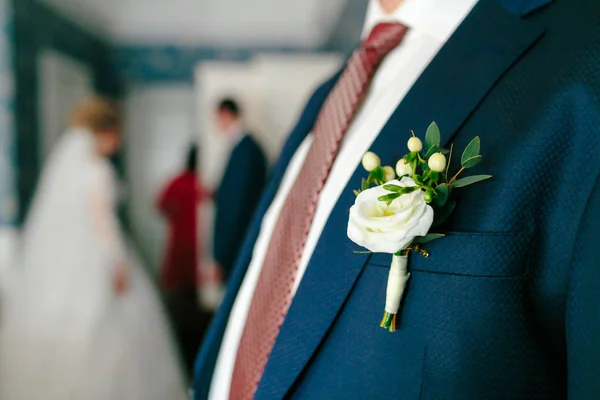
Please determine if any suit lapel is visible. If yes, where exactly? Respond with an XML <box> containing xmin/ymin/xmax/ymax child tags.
<box><xmin>501</xmin><ymin>0</ymin><xmax>552</xmax><ymax>15</ymax></box>
<box><xmin>255</xmin><ymin>1</ymin><xmax>546</xmax><ymax>399</ymax></box>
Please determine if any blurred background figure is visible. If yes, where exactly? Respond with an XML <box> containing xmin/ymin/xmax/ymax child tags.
<box><xmin>0</xmin><ymin>0</ymin><xmax>350</xmax><ymax>394</ymax></box>
<box><xmin>156</xmin><ymin>143</ymin><xmax>212</xmax><ymax>376</ymax></box>
<box><xmin>212</xmin><ymin>98</ymin><xmax>267</xmax><ymax>281</ymax></box>
<box><xmin>0</xmin><ymin>98</ymin><xmax>187</xmax><ymax>400</ymax></box>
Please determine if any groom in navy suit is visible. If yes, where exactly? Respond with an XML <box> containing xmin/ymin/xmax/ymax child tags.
<box><xmin>195</xmin><ymin>0</ymin><xmax>600</xmax><ymax>398</ymax></box>
<box><xmin>213</xmin><ymin>98</ymin><xmax>267</xmax><ymax>282</ymax></box>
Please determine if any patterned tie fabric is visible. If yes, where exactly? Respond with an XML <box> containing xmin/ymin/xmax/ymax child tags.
<box><xmin>229</xmin><ymin>22</ymin><xmax>409</xmax><ymax>400</ymax></box>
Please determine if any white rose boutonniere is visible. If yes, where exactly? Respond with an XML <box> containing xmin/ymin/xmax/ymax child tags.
<box><xmin>348</xmin><ymin>122</ymin><xmax>492</xmax><ymax>332</ymax></box>
<box><xmin>348</xmin><ymin>177</ymin><xmax>433</xmax><ymax>253</ymax></box>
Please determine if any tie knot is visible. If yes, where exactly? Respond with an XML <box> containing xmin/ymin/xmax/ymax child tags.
<box><xmin>362</xmin><ymin>22</ymin><xmax>408</xmax><ymax>56</ymax></box>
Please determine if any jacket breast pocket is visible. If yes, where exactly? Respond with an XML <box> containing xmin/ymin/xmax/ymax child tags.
<box><xmin>368</xmin><ymin>231</ymin><xmax>532</xmax><ymax>277</ymax></box>
<box><xmin>363</xmin><ymin>231</ymin><xmax>535</xmax><ymax>400</ymax></box>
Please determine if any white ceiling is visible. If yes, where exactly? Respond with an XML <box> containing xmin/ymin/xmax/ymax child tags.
<box><xmin>39</xmin><ymin>0</ymin><xmax>349</xmax><ymax>48</ymax></box>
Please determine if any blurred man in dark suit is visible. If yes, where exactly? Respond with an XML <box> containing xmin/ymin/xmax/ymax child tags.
<box><xmin>213</xmin><ymin>99</ymin><xmax>267</xmax><ymax>281</ymax></box>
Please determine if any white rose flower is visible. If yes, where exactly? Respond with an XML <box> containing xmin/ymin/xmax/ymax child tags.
<box><xmin>347</xmin><ymin>177</ymin><xmax>434</xmax><ymax>254</ymax></box>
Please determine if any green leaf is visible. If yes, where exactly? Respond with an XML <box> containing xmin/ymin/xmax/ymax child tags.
<box><xmin>353</xmin><ymin>189</ymin><xmax>361</xmax><ymax>196</ymax></box>
<box><xmin>413</xmin><ymin>174</ymin><xmax>424</xmax><ymax>185</ymax></box>
<box><xmin>425</xmin><ymin>122</ymin><xmax>441</xmax><ymax>149</ymax></box>
<box><xmin>425</xmin><ymin>144</ymin><xmax>439</xmax><ymax>159</ymax></box>
<box><xmin>451</xmin><ymin>174</ymin><xmax>492</xmax><ymax>188</ymax></box>
<box><xmin>461</xmin><ymin>155</ymin><xmax>483</xmax><ymax>169</ymax></box>
<box><xmin>406</xmin><ymin>152</ymin><xmax>416</xmax><ymax>162</ymax></box>
<box><xmin>433</xmin><ymin>200</ymin><xmax>456</xmax><ymax>227</ymax></box>
<box><xmin>413</xmin><ymin>233</ymin><xmax>446</xmax><ymax>244</ymax></box>
<box><xmin>378</xmin><ymin>193</ymin><xmax>400</xmax><ymax>203</ymax></box>
<box><xmin>371</xmin><ymin>166</ymin><xmax>385</xmax><ymax>182</ymax></box>
<box><xmin>361</xmin><ymin>178</ymin><xmax>369</xmax><ymax>191</ymax></box>
<box><xmin>434</xmin><ymin>184</ymin><xmax>448</xmax><ymax>207</ymax></box>
<box><xmin>383</xmin><ymin>184</ymin><xmax>402</xmax><ymax>192</ymax></box>
<box><xmin>430</xmin><ymin>171</ymin><xmax>440</xmax><ymax>182</ymax></box>
<box><xmin>402</xmin><ymin>187</ymin><xmax>418</xmax><ymax>195</ymax></box>
<box><xmin>383</xmin><ymin>186</ymin><xmax>419</xmax><ymax>196</ymax></box>
<box><xmin>461</xmin><ymin>136</ymin><xmax>480</xmax><ymax>165</ymax></box>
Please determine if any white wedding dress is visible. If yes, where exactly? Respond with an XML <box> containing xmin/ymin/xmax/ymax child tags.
<box><xmin>0</xmin><ymin>128</ymin><xmax>189</xmax><ymax>400</ymax></box>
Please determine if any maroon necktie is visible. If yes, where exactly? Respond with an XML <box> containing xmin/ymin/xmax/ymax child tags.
<box><xmin>229</xmin><ymin>22</ymin><xmax>409</xmax><ymax>400</ymax></box>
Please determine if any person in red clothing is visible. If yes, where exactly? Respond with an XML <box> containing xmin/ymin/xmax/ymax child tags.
<box><xmin>156</xmin><ymin>144</ymin><xmax>211</xmax><ymax>376</ymax></box>
<box><xmin>158</xmin><ymin>144</ymin><xmax>209</xmax><ymax>290</ymax></box>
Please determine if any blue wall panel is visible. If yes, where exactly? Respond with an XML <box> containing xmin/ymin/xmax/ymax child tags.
<box><xmin>117</xmin><ymin>45</ymin><xmax>314</xmax><ymax>83</ymax></box>
<box><xmin>0</xmin><ymin>0</ymin><xmax>15</xmax><ymax>225</ymax></box>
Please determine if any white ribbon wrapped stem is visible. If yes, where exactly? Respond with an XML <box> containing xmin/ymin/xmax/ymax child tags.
<box><xmin>384</xmin><ymin>255</ymin><xmax>410</xmax><ymax>314</ymax></box>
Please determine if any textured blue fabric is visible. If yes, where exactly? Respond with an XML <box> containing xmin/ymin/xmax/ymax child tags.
<box><xmin>195</xmin><ymin>0</ymin><xmax>600</xmax><ymax>398</ymax></box>
<box><xmin>213</xmin><ymin>135</ymin><xmax>267</xmax><ymax>280</ymax></box>
<box><xmin>566</xmin><ymin>175</ymin><xmax>600</xmax><ymax>398</ymax></box>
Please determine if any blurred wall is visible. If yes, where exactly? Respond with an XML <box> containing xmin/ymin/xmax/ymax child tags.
<box><xmin>324</xmin><ymin>0</ymin><xmax>369</xmax><ymax>55</ymax></box>
<box><xmin>12</xmin><ymin>0</ymin><xmax>121</xmax><ymax>223</ymax></box>
<box><xmin>117</xmin><ymin>45</ymin><xmax>335</xmax><ymax>83</ymax></box>
<box><xmin>0</xmin><ymin>0</ymin><xmax>15</xmax><ymax>227</ymax></box>
<box><xmin>0</xmin><ymin>0</ymin><xmax>16</xmax><ymax>270</ymax></box>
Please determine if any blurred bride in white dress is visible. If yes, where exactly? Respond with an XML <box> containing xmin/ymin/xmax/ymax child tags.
<box><xmin>0</xmin><ymin>98</ymin><xmax>188</xmax><ymax>400</ymax></box>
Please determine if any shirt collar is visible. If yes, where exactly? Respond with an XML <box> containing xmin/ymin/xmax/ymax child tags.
<box><xmin>228</xmin><ymin>120</ymin><xmax>246</xmax><ymax>145</ymax></box>
<box><xmin>361</xmin><ymin>0</ymin><xmax>479</xmax><ymax>43</ymax></box>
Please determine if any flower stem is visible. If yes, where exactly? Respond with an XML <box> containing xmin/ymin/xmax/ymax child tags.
<box><xmin>411</xmin><ymin>158</ymin><xmax>418</xmax><ymax>180</ymax></box>
<box><xmin>380</xmin><ymin>311</ymin><xmax>397</xmax><ymax>332</ymax></box>
<box><xmin>445</xmin><ymin>143</ymin><xmax>454</xmax><ymax>182</ymax></box>
<box><xmin>447</xmin><ymin>167</ymin><xmax>465</xmax><ymax>186</ymax></box>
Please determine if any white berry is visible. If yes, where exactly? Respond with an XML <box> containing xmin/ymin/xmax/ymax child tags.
<box><xmin>428</xmin><ymin>152</ymin><xmax>447</xmax><ymax>172</ymax></box>
<box><xmin>395</xmin><ymin>159</ymin><xmax>413</xmax><ymax>177</ymax></box>
<box><xmin>362</xmin><ymin>152</ymin><xmax>380</xmax><ymax>172</ymax></box>
<box><xmin>383</xmin><ymin>166</ymin><xmax>396</xmax><ymax>182</ymax></box>
<box><xmin>407</xmin><ymin>137</ymin><xmax>423</xmax><ymax>152</ymax></box>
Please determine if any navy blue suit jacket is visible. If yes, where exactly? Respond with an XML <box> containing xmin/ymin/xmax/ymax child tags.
<box><xmin>213</xmin><ymin>135</ymin><xmax>267</xmax><ymax>280</ymax></box>
<box><xmin>196</xmin><ymin>0</ymin><xmax>600</xmax><ymax>398</ymax></box>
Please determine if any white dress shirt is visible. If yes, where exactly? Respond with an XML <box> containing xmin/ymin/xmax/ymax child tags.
<box><xmin>227</xmin><ymin>120</ymin><xmax>247</xmax><ymax>148</ymax></box>
<box><xmin>209</xmin><ymin>0</ymin><xmax>478</xmax><ymax>398</ymax></box>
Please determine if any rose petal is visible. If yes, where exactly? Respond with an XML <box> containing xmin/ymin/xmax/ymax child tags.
<box><xmin>347</xmin><ymin>178</ymin><xmax>434</xmax><ymax>254</ymax></box>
